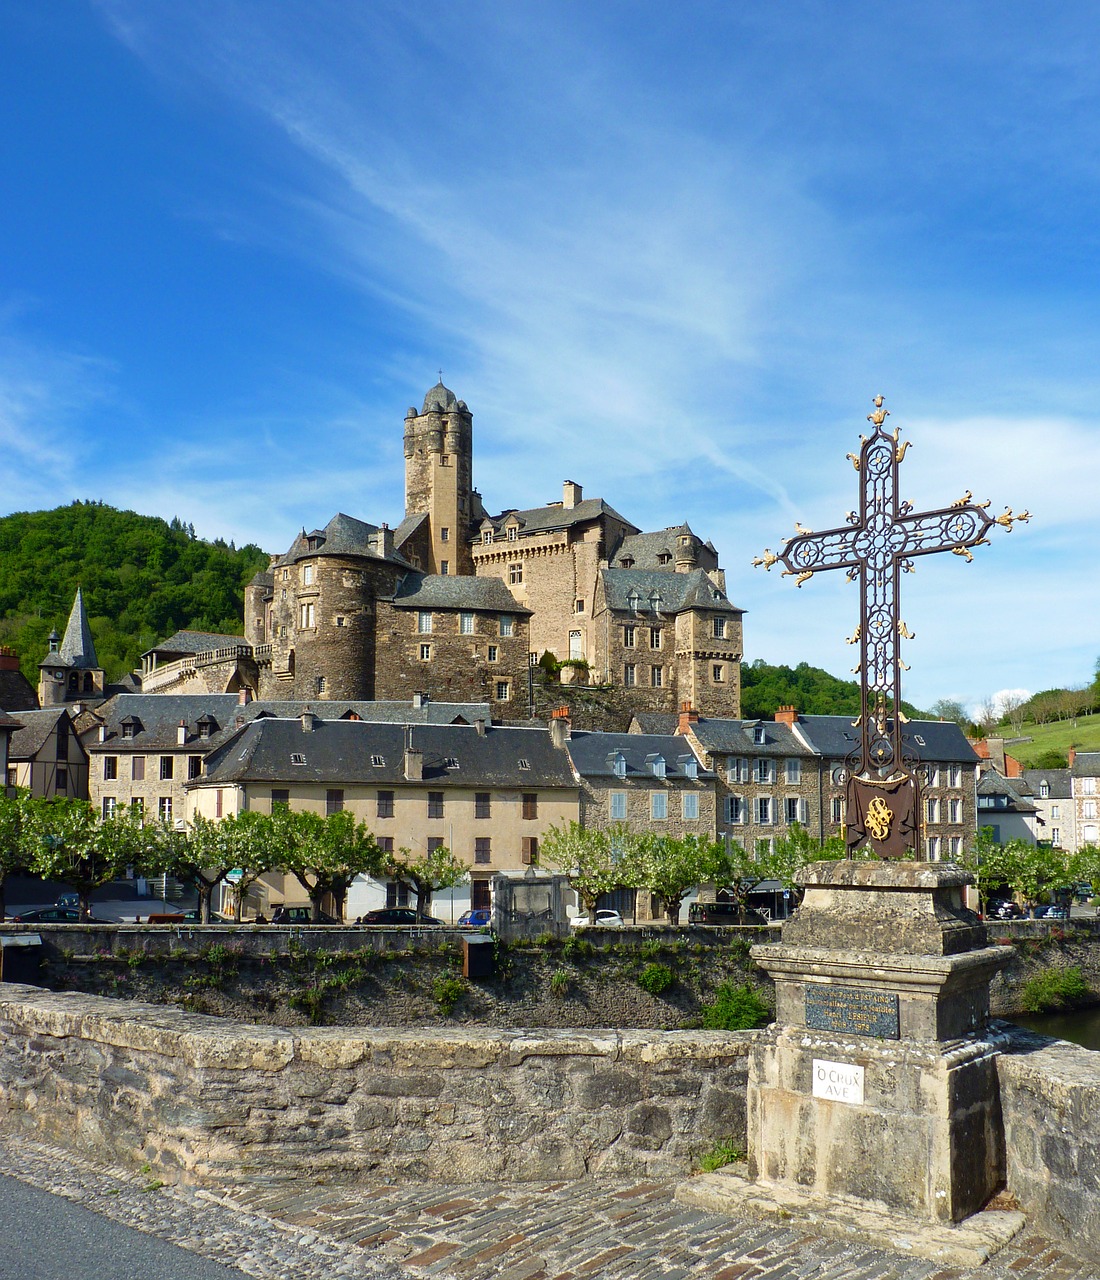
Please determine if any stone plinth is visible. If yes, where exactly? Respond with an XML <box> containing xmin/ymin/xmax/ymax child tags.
<box><xmin>687</xmin><ymin>860</ymin><xmax>1016</xmax><ymax>1243</ymax></box>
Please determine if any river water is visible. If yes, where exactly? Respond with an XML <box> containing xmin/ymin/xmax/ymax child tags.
<box><xmin>1007</xmin><ymin>1006</ymin><xmax>1100</xmax><ymax>1051</ymax></box>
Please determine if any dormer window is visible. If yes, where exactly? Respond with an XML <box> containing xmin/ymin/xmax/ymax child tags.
<box><xmin>649</xmin><ymin>591</ymin><xmax>663</xmax><ymax>613</ymax></box>
<box><xmin>657</xmin><ymin>552</ymin><xmax>672</xmax><ymax>565</ymax></box>
<box><xmin>290</xmin><ymin>753</ymin><xmax>307</xmax><ymax>766</ymax></box>
<box><xmin>753</xmin><ymin>725</ymin><xmax>766</xmax><ymax>745</ymax></box>
<box><xmin>482</xmin><ymin>529</ymin><xmax>493</xmax><ymax>544</ymax></box>
<box><xmin>445</xmin><ymin>757</ymin><xmax>460</xmax><ymax>770</ymax></box>
<box><xmin>197</xmin><ymin>715</ymin><xmax>218</xmax><ymax>740</ymax></box>
<box><xmin>620</xmin><ymin>556</ymin><xmax>635</xmax><ymax>569</ymax></box>
<box><xmin>307</xmin><ymin>536</ymin><xmax>323</xmax><ymax>551</ymax></box>
<box><xmin>628</xmin><ymin>591</ymin><xmax>641</xmax><ymax>613</ymax></box>
<box><xmin>646</xmin><ymin>753</ymin><xmax>666</xmax><ymax>779</ymax></box>
<box><xmin>1039</xmin><ymin>781</ymin><xmax>1050</xmax><ymax>798</ymax></box>
<box><xmin>678</xmin><ymin>755</ymin><xmax>698</xmax><ymax>780</ymax></box>
<box><xmin>607</xmin><ymin>751</ymin><xmax>627</xmax><ymax>778</ymax></box>
<box><xmin>120</xmin><ymin>717</ymin><xmax>141</xmax><ymax>740</ymax></box>
<box><xmin>371</xmin><ymin>754</ymin><xmax>385</xmax><ymax>766</ymax></box>
<box><xmin>507</xmin><ymin>525</ymin><xmax>518</xmax><ymax>541</ymax></box>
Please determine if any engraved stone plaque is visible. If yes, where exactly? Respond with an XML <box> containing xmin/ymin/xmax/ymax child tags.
<box><xmin>805</xmin><ymin>984</ymin><xmax>900</xmax><ymax>1039</ymax></box>
<box><xmin>812</xmin><ymin>1058</ymin><xmax>865</xmax><ymax>1104</ymax></box>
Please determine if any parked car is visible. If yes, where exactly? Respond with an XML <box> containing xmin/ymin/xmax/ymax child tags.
<box><xmin>10</xmin><ymin>906</ymin><xmax>107</xmax><ymax>923</ymax></box>
<box><xmin>1036</xmin><ymin>905</ymin><xmax>1069</xmax><ymax>920</ymax></box>
<box><xmin>569</xmin><ymin>909</ymin><xmax>624</xmax><ymax>928</ymax></box>
<box><xmin>270</xmin><ymin>906</ymin><xmax>339</xmax><ymax>925</ymax></box>
<box><xmin>987</xmin><ymin>900</ymin><xmax>1024</xmax><ymax>920</ymax></box>
<box><xmin>457</xmin><ymin>908</ymin><xmax>492</xmax><ymax>928</ymax></box>
<box><xmin>359</xmin><ymin>907</ymin><xmax>444</xmax><ymax>926</ymax></box>
<box><xmin>687</xmin><ymin>901</ymin><xmax>769</xmax><ymax>926</ymax></box>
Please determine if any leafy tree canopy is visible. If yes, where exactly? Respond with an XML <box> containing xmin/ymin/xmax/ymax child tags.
<box><xmin>0</xmin><ymin>501</ymin><xmax>268</xmax><ymax>684</ymax></box>
<box><xmin>740</xmin><ymin>659</ymin><xmax>923</xmax><ymax>720</ymax></box>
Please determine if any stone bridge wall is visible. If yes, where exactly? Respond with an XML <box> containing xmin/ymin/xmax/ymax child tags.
<box><xmin>0</xmin><ymin>985</ymin><xmax>750</xmax><ymax>1187</ymax></box>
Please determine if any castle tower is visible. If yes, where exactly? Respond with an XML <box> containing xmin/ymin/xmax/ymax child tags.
<box><xmin>38</xmin><ymin>587</ymin><xmax>105</xmax><ymax>706</ymax></box>
<box><xmin>403</xmin><ymin>380</ymin><xmax>474</xmax><ymax>575</ymax></box>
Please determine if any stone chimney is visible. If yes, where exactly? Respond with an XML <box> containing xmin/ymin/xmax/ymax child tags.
<box><xmin>238</xmin><ymin>688</ymin><xmax>252</xmax><ymax>705</ymax></box>
<box><xmin>678</xmin><ymin>701</ymin><xmax>699</xmax><ymax>735</ymax></box>
<box><xmin>0</xmin><ymin>646</ymin><xmax>18</xmax><ymax>671</ymax></box>
<box><xmin>775</xmin><ymin>705</ymin><xmax>798</xmax><ymax>725</ymax></box>
<box><xmin>986</xmin><ymin>736</ymin><xmax>1007</xmax><ymax>775</ymax></box>
<box><xmin>475</xmin><ymin>717</ymin><xmax>486</xmax><ymax>737</ymax></box>
<box><xmin>562</xmin><ymin>480</ymin><xmax>582</xmax><ymax>510</ymax></box>
<box><xmin>177</xmin><ymin>720</ymin><xmax>188</xmax><ymax>745</ymax></box>
<box><xmin>300</xmin><ymin>708</ymin><xmax>316</xmax><ymax>733</ymax></box>
<box><xmin>1068</xmin><ymin>746</ymin><xmax>1076</xmax><ymax>768</ymax></box>
<box><xmin>376</xmin><ymin>524</ymin><xmax>395</xmax><ymax>559</ymax></box>
<box><xmin>404</xmin><ymin>746</ymin><xmax>424</xmax><ymax>781</ymax></box>
<box><xmin>549</xmin><ymin>706</ymin><xmax>572</xmax><ymax>749</ymax></box>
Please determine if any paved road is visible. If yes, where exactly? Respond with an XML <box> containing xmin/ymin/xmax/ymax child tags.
<box><xmin>0</xmin><ymin>1175</ymin><xmax>246</xmax><ymax>1280</ymax></box>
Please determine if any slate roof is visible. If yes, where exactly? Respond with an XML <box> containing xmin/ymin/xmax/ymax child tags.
<box><xmin>275</xmin><ymin>512</ymin><xmax>415</xmax><ymax>569</ymax></box>
<box><xmin>0</xmin><ymin>666</ymin><xmax>40</xmax><ymax>712</ymax></box>
<box><xmin>611</xmin><ymin>525</ymin><xmax>705</xmax><ymax>569</ymax></box>
<box><xmin>421</xmin><ymin>381</ymin><xmax>459</xmax><ymax>414</ymax></box>
<box><xmin>141</xmin><ymin>630</ymin><xmax>247</xmax><ymax>660</ymax></box>
<box><xmin>483</xmin><ymin>497</ymin><xmax>637</xmax><ymax>538</ymax></box>
<box><xmin>392</xmin><ymin>512</ymin><xmax>429</xmax><ymax>552</ymax></box>
<box><xmin>978</xmin><ymin>771</ymin><xmax>1038</xmax><ymax>813</ymax></box>
<box><xmin>1021</xmin><ymin>768</ymin><xmax>1072</xmax><ymax>800</ymax></box>
<box><xmin>386</xmin><ymin>573</ymin><xmax>529</xmax><ymax>613</ymax></box>
<box><xmin>565</xmin><ymin>731</ymin><xmax>713</xmax><ymax>781</ymax></box>
<box><xmin>197</xmin><ymin>720</ymin><xmax>578</xmax><ymax>789</ymax></box>
<box><xmin>600</xmin><ymin>568</ymin><xmax>742</xmax><ymax>616</ymax></box>
<box><xmin>40</xmin><ymin>588</ymin><xmax>99</xmax><ymax>670</ymax></box>
<box><xmin>0</xmin><ymin>709</ymin><xmax>19</xmax><ymax>730</ymax></box>
<box><xmin>84</xmin><ymin>694</ymin><xmax>493</xmax><ymax>752</ymax></box>
<box><xmin>1070</xmin><ymin>752</ymin><xmax>1100</xmax><ymax>777</ymax></box>
<box><xmin>688</xmin><ymin>718</ymin><xmax>809</xmax><ymax>759</ymax></box>
<box><xmin>8</xmin><ymin>709</ymin><xmax>71</xmax><ymax>761</ymax></box>
<box><xmin>796</xmin><ymin>715</ymin><xmax>979</xmax><ymax>766</ymax></box>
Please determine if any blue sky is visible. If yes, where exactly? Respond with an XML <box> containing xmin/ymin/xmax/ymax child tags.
<box><xmin>3</xmin><ymin>2</ymin><xmax>1097</xmax><ymax>713</ymax></box>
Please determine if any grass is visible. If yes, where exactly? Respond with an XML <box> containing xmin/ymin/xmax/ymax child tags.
<box><xmin>1003</xmin><ymin>715</ymin><xmax>1100</xmax><ymax>767</ymax></box>
<box><xmin>698</xmin><ymin>1140</ymin><xmax>746</xmax><ymax>1172</ymax></box>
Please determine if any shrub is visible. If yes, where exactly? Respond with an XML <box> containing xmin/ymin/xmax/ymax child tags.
<box><xmin>549</xmin><ymin>968</ymin><xmax>570</xmax><ymax>998</ymax></box>
<box><xmin>1020</xmin><ymin>965</ymin><xmax>1090</xmax><ymax>1013</ymax></box>
<box><xmin>433</xmin><ymin>975</ymin><xmax>467</xmax><ymax>1016</ymax></box>
<box><xmin>637</xmin><ymin>962</ymin><xmax>675</xmax><ymax>995</ymax></box>
<box><xmin>698</xmin><ymin>1139</ymin><xmax>746</xmax><ymax>1172</ymax></box>
<box><xmin>700</xmin><ymin>981</ymin><xmax>771</xmax><ymax>1030</ymax></box>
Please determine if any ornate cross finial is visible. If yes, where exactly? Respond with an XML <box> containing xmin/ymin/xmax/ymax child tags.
<box><xmin>438</xmin><ymin>368</ymin><xmax>444</xmax><ymax>383</ymax></box>
<box><xmin>753</xmin><ymin>395</ymin><xmax>1028</xmax><ymax>859</ymax></box>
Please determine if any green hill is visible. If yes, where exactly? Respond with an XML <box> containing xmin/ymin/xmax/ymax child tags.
<box><xmin>1000</xmin><ymin>718</ymin><xmax>1100</xmax><ymax>768</ymax></box>
<box><xmin>0</xmin><ymin>502</ymin><xmax>268</xmax><ymax>685</ymax></box>
<box><xmin>740</xmin><ymin>659</ymin><xmax>923</xmax><ymax>720</ymax></box>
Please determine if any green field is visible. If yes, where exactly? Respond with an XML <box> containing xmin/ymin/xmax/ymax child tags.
<box><xmin>1003</xmin><ymin>715</ymin><xmax>1100</xmax><ymax>767</ymax></box>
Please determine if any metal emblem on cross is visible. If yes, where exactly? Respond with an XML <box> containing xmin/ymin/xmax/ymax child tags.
<box><xmin>754</xmin><ymin>395</ymin><xmax>1029</xmax><ymax>859</ymax></box>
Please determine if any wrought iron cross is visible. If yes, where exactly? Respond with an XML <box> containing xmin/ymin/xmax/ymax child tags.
<box><xmin>754</xmin><ymin>395</ymin><xmax>1029</xmax><ymax>857</ymax></box>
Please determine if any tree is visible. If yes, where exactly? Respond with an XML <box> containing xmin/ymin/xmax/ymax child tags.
<box><xmin>928</xmin><ymin>698</ymin><xmax>969</xmax><ymax>727</ymax></box>
<box><xmin>0</xmin><ymin>790</ymin><xmax>37</xmax><ymax>922</ymax></box>
<box><xmin>957</xmin><ymin>830</ymin><xmax>1069</xmax><ymax>912</ymax></box>
<box><xmin>759</xmin><ymin>824</ymin><xmax>847</xmax><ymax>892</ymax></box>
<box><xmin>151</xmin><ymin>815</ymin><xmax>234</xmax><ymax>924</ymax></box>
<box><xmin>540</xmin><ymin>822</ymin><xmax>633</xmax><ymax>923</ymax></box>
<box><xmin>27</xmin><ymin>800</ymin><xmax>152</xmax><ymax>917</ymax></box>
<box><xmin>385</xmin><ymin>843</ymin><xmax>468</xmax><ymax>916</ymax></box>
<box><xmin>633</xmin><ymin>833</ymin><xmax>715</xmax><ymax>925</ymax></box>
<box><xmin>276</xmin><ymin>808</ymin><xmax>382</xmax><ymax>922</ymax></box>
<box><xmin>973</xmin><ymin>699</ymin><xmax>1000</xmax><ymax>736</ymax></box>
<box><xmin>217</xmin><ymin>810</ymin><xmax>283</xmax><ymax>922</ymax></box>
<box><xmin>1069</xmin><ymin>844</ymin><xmax>1100</xmax><ymax>899</ymax></box>
<box><xmin>999</xmin><ymin>693</ymin><xmax>1030</xmax><ymax>738</ymax></box>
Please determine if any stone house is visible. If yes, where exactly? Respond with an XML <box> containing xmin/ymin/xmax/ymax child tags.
<box><xmin>1069</xmin><ymin>749</ymin><xmax>1100</xmax><ymax>848</ymax></box>
<box><xmin>976</xmin><ymin>770</ymin><xmax>1040</xmax><ymax>844</ymax></box>
<box><xmin>1020</xmin><ymin>767</ymin><xmax>1074</xmax><ymax>852</ymax></box>
<box><xmin>0</xmin><ymin>709</ymin><xmax>18</xmax><ymax>793</ymax></box>
<box><xmin>187</xmin><ymin>717</ymin><xmax>580</xmax><ymax>921</ymax></box>
<box><xmin>634</xmin><ymin>704</ymin><xmax>979</xmax><ymax>859</ymax></box>
<box><xmin>6</xmin><ymin>708</ymin><xmax>88</xmax><ymax>799</ymax></box>
<box><xmin>558</xmin><ymin>718</ymin><xmax>718</xmax><ymax>921</ymax></box>
<box><xmin>81</xmin><ymin>693</ymin><xmax>493</xmax><ymax>822</ymax></box>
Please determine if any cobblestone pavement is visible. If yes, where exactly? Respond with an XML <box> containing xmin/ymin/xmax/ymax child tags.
<box><xmin>1</xmin><ymin>1135</ymin><xmax>1097</xmax><ymax>1280</ymax></box>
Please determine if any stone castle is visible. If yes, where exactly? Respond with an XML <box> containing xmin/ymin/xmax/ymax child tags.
<box><xmin>135</xmin><ymin>381</ymin><xmax>744</xmax><ymax>720</ymax></box>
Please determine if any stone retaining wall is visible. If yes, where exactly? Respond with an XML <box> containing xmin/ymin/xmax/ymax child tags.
<box><xmin>994</xmin><ymin>1024</ymin><xmax>1100</xmax><ymax>1253</ymax></box>
<box><xmin>0</xmin><ymin>985</ymin><xmax>751</xmax><ymax>1187</ymax></box>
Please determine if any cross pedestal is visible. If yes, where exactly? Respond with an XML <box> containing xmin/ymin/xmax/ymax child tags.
<box><xmin>677</xmin><ymin>862</ymin><xmax>1026</xmax><ymax>1264</ymax></box>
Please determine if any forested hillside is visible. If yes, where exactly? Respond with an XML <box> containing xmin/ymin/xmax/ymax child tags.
<box><xmin>0</xmin><ymin>502</ymin><xmax>268</xmax><ymax>684</ymax></box>
<box><xmin>740</xmin><ymin>659</ymin><xmax>924</xmax><ymax>720</ymax></box>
